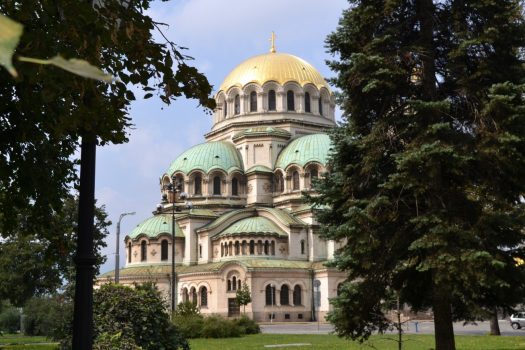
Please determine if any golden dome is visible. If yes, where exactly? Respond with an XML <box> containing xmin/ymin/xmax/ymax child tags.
<box><xmin>218</xmin><ymin>52</ymin><xmax>330</xmax><ymax>93</ymax></box>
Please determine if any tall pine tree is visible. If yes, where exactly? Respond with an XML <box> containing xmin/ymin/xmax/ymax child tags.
<box><xmin>315</xmin><ymin>1</ymin><xmax>525</xmax><ymax>349</ymax></box>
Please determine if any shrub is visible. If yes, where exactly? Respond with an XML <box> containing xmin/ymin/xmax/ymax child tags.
<box><xmin>172</xmin><ymin>313</ymin><xmax>204</xmax><ymax>339</ymax></box>
<box><xmin>201</xmin><ymin>315</ymin><xmax>242</xmax><ymax>338</ymax></box>
<box><xmin>0</xmin><ymin>303</ymin><xmax>20</xmax><ymax>333</ymax></box>
<box><xmin>174</xmin><ymin>301</ymin><xmax>200</xmax><ymax>317</ymax></box>
<box><xmin>234</xmin><ymin>315</ymin><xmax>260</xmax><ymax>335</ymax></box>
<box><xmin>93</xmin><ymin>283</ymin><xmax>189</xmax><ymax>350</ymax></box>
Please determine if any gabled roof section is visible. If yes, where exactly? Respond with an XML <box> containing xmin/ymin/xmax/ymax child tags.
<box><xmin>127</xmin><ymin>214</ymin><xmax>184</xmax><ymax>240</ymax></box>
<box><xmin>212</xmin><ymin>216</ymin><xmax>287</xmax><ymax>240</ymax></box>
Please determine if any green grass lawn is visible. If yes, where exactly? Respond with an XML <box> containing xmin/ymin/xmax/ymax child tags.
<box><xmin>0</xmin><ymin>334</ymin><xmax>57</xmax><ymax>350</ymax></box>
<box><xmin>1</xmin><ymin>333</ymin><xmax>524</xmax><ymax>350</ymax></box>
<box><xmin>189</xmin><ymin>334</ymin><xmax>525</xmax><ymax>350</ymax></box>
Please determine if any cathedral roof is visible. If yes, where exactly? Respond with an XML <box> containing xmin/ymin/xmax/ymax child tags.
<box><xmin>218</xmin><ymin>52</ymin><xmax>330</xmax><ymax>93</ymax></box>
<box><xmin>127</xmin><ymin>214</ymin><xmax>184</xmax><ymax>240</ymax></box>
<box><xmin>232</xmin><ymin>127</ymin><xmax>291</xmax><ymax>141</ymax></box>
<box><xmin>212</xmin><ymin>216</ymin><xmax>288</xmax><ymax>240</ymax></box>
<box><xmin>166</xmin><ymin>141</ymin><xmax>243</xmax><ymax>176</ymax></box>
<box><xmin>275</xmin><ymin>133</ymin><xmax>332</xmax><ymax>170</ymax></box>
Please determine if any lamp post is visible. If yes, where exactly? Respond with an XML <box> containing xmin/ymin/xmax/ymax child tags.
<box><xmin>166</xmin><ymin>178</ymin><xmax>188</xmax><ymax>316</ymax></box>
<box><xmin>115</xmin><ymin>211</ymin><xmax>135</xmax><ymax>283</ymax></box>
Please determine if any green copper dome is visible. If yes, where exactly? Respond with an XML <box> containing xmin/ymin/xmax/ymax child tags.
<box><xmin>275</xmin><ymin>134</ymin><xmax>332</xmax><ymax>170</ymax></box>
<box><xmin>213</xmin><ymin>216</ymin><xmax>287</xmax><ymax>240</ymax></box>
<box><xmin>127</xmin><ymin>214</ymin><xmax>184</xmax><ymax>240</ymax></box>
<box><xmin>167</xmin><ymin>141</ymin><xmax>244</xmax><ymax>176</ymax></box>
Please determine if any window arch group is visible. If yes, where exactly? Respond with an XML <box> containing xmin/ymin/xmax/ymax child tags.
<box><xmin>265</xmin><ymin>284</ymin><xmax>302</xmax><ymax>306</ymax></box>
<box><xmin>221</xmin><ymin>239</ymin><xmax>277</xmax><ymax>257</ymax></box>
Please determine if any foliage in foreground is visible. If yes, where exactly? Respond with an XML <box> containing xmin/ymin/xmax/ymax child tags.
<box><xmin>23</xmin><ymin>296</ymin><xmax>70</xmax><ymax>337</ymax></box>
<box><xmin>314</xmin><ymin>0</ymin><xmax>525</xmax><ymax>349</ymax></box>
<box><xmin>172</xmin><ymin>302</ymin><xmax>259</xmax><ymax>339</ymax></box>
<box><xmin>0</xmin><ymin>302</ymin><xmax>20</xmax><ymax>334</ymax></box>
<box><xmin>58</xmin><ymin>283</ymin><xmax>188</xmax><ymax>350</ymax></box>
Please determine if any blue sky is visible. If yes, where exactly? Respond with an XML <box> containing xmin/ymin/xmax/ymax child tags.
<box><xmin>96</xmin><ymin>0</ymin><xmax>348</xmax><ymax>273</ymax></box>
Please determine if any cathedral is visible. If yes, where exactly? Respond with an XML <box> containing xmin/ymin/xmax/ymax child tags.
<box><xmin>99</xmin><ymin>40</ymin><xmax>347</xmax><ymax>322</ymax></box>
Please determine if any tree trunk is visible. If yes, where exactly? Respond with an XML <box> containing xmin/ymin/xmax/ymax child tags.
<box><xmin>432</xmin><ymin>285</ymin><xmax>456</xmax><ymax>350</ymax></box>
<box><xmin>489</xmin><ymin>307</ymin><xmax>501</xmax><ymax>336</ymax></box>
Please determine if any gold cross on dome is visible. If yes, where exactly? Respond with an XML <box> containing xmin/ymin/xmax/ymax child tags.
<box><xmin>269</xmin><ymin>31</ymin><xmax>276</xmax><ymax>53</ymax></box>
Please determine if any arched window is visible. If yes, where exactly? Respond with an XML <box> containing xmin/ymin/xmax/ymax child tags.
<box><xmin>293</xmin><ymin>285</ymin><xmax>302</xmax><ymax>305</ymax></box>
<box><xmin>304</xmin><ymin>92</ymin><xmax>311</xmax><ymax>112</ymax></box>
<box><xmin>199</xmin><ymin>244</ymin><xmax>202</xmax><ymax>258</ymax></box>
<box><xmin>275</xmin><ymin>173</ymin><xmax>284</xmax><ymax>193</ymax></box>
<box><xmin>234</xmin><ymin>94</ymin><xmax>240</xmax><ymax>115</ymax></box>
<box><xmin>227</xmin><ymin>280</ymin><xmax>232</xmax><ymax>291</ymax></box>
<box><xmin>238</xmin><ymin>279</ymin><xmax>241</xmax><ymax>290</ymax></box>
<box><xmin>264</xmin><ymin>241</ymin><xmax>269</xmax><ymax>255</ymax></box>
<box><xmin>213</xmin><ymin>176</ymin><xmax>221</xmax><ymax>195</ymax></box>
<box><xmin>232</xmin><ymin>276</ymin><xmax>237</xmax><ymax>290</ymax></box>
<box><xmin>232</xmin><ymin>177</ymin><xmax>239</xmax><ymax>196</ymax></box>
<box><xmin>140</xmin><ymin>241</ymin><xmax>147</xmax><ymax>261</ymax></box>
<box><xmin>310</xmin><ymin>168</ymin><xmax>318</xmax><ymax>179</ymax></box>
<box><xmin>221</xmin><ymin>243</ymin><xmax>224</xmax><ymax>257</ymax></box>
<box><xmin>223</xmin><ymin>99</ymin><xmax>228</xmax><ymax>117</ymax></box>
<box><xmin>190</xmin><ymin>288</ymin><xmax>196</xmax><ymax>304</ymax></box>
<box><xmin>249</xmin><ymin>240</ymin><xmax>255</xmax><ymax>255</ymax></box>
<box><xmin>292</xmin><ymin>171</ymin><xmax>300</xmax><ymax>191</ymax></box>
<box><xmin>235</xmin><ymin>241</ymin><xmax>240</xmax><ymax>255</ymax></box>
<box><xmin>200</xmin><ymin>287</ymin><xmax>208</xmax><ymax>307</ymax></box>
<box><xmin>271</xmin><ymin>241</ymin><xmax>275</xmax><ymax>255</ymax></box>
<box><xmin>174</xmin><ymin>175</ymin><xmax>184</xmax><ymax>192</ymax></box>
<box><xmin>161</xmin><ymin>239</ymin><xmax>169</xmax><ymax>261</ymax></box>
<box><xmin>265</xmin><ymin>284</ymin><xmax>276</xmax><ymax>305</ymax></box>
<box><xmin>194</xmin><ymin>175</ymin><xmax>202</xmax><ymax>195</ymax></box>
<box><xmin>287</xmin><ymin>90</ymin><xmax>295</xmax><ymax>111</ymax></box>
<box><xmin>250</xmin><ymin>91</ymin><xmax>257</xmax><ymax>112</ymax></box>
<box><xmin>318</xmin><ymin>97</ymin><xmax>323</xmax><ymax>116</ymax></box>
<box><xmin>183</xmin><ymin>288</ymin><xmax>189</xmax><ymax>303</ymax></box>
<box><xmin>280</xmin><ymin>285</ymin><xmax>289</xmax><ymax>305</ymax></box>
<box><xmin>300</xmin><ymin>239</ymin><xmax>305</xmax><ymax>255</ymax></box>
<box><xmin>128</xmin><ymin>242</ymin><xmax>132</xmax><ymax>263</ymax></box>
<box><xmin>268</xmin><ymin>90</ymin><xmax>276</xmax><ymax>111</ymax></box>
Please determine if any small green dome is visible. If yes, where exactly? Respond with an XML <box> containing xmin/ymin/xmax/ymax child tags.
<box><xmin>275</xmin><ymin>134</ymin><xmax>332</xmax><ymax>170</ymax></box>
<box><xmin>213</xmin><ymin>216</ymin><xmax>287</xmax><ymax>240</ymax></box>
<box><xmin>127</xmin><ymin>214</ymin><xmax>184</xmax><ymax>240</ymax></box>
<box><xmin>167</xmin><ymin>141</ymin><xmax>244</xmax><ymax>176</ymax></box>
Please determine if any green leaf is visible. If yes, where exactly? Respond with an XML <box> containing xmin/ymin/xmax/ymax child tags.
<box><xmin>18</xmin><ymin>55</ymin><xmax>113</xmax><ymax>83</ymax></box>
<box><xmin>0</xmin><ymin>14</ymin><xmax>23</xmax><ymax>77</ymax></box>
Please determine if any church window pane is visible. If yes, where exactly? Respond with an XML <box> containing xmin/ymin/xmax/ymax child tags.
<box><xmin>141</xmin><ymin>241</ymin><xmax>147</xmax><ymax>261</ymax></box>
<box><xmin>271</xmin><ymin>241</ymin><xmax>275</xmax><ymax>255</ymax></box>
<box><xmin>227</xmin><ymin>280</ymin><xmax>232</xmax><ymax>291</ymax></box>
<box><xmin>235</xmin><ymin>241</ymin><xmax>240</xmax><ymax>255</ymax></box>
<box><xmin>234</xmin><ymin>94</ymin><xmax>240</xmax><ymax>115</ymax></box>
<box><xmin>229</xmin><ymin>241</ymin><xmax>233</xmax><ymax>255</ymax></box>
<box><xmin>249</xmin><ymin>240</ymin><xmax>255</xmax><ymax>255</ymax></box>
<box><xmin>194</xmin><ymin>175</ymin><xmax>202</xmax><ymax>195</ymax></box>
<box><xmin>280</xmin><ymin>285</ymin><xmax>289</xmax><ymax>305</ymax></box>
<box><xmin>221</xmin><ymin>243</ymin><xmax>224</xmax><ymax>257</ymax></box>
<box><xmin>337</xmin><ymin>283</ymin><xmax>344</xmax><ymax>296</ymax></box>
<box><xmin>191</xmin><ymin>287</ymin><xmax>197</xmax><ymax>304</ymax></box>
<box><xmin>200</xmin><ymin>287</ymin><xmax>208</xmax><ymax>307</ymax></box>
<box><xmin>238</xmin><ymin>279</ymin><xmax>241</xmax><ymax>290</ymax></box>
<box><xmin>265</xmin><ymin>285</ymin><xmax>276</xmax><ymax>305</ymax></box>
<box><xmin>128</xmin><ymin>242</ymin><xmax>132</xmax><ymax>263</ymax></box>
<box><xmin>232</xmin><ymin>178</ymin><xmax>239</xmax><ymax>196</ymax></box>
<box><xmin>318</xmin><ymin>97</ymin><xmax>323</xmax><ymax>116</ymax></box>
<box><xmin>310</xmin><ymin>168</ymin><xmax>318</xmax><ymax>178</ymax></box>
<box><xmin>199</xmin><ymin>244</ymin><xmax>202</xmax><ymax>258</ymax></box>
<box><xmin>268</xmin><ymin>90</ymin><xmax>276</xmax><ymax>111</ymax></box>
<box><xmin>232</xmin><ymin>276</ymin><xmax>237</xmax><ymax>290</ymax></box>
<box><xmin>183</xmin><ymin>288</ymin><xmax>189</xmax><ymax>303</ymax></box>
<box><xmin>304</xmin><ymin>92</ymin><xmax>311</xmax><ymax>112</ymax></box>
<box><xmin>287</xmin><ymin>90</ymin><xmax>295</xmax><ymax>111</ymax></box>
<box><xmin>242</xmin><ymin>241</ymin><xmax>247</xmax><ymax>255</ymax></box>
<box><xmin>224</xmin><ymin>99</ymin><xmax>228</xmax><ymax>117</ymax></box>
<box><xmin>213</xmin><ymin>176</ymin><xmax>221</xmax><ymax>195</ymax></box>
<box><xmin>161</xmin><ymin>239</ymin><xmax>168</xmax><ymax>261</ymax></box>
<box><xmin>293</xmin><ymin>285</ymin><xmax>302</xmax><ymax>305</ymax></box>
<box><xmin>300</xmin><ymin>240</ymin><xmax>305</xmax><ymax>254</ymax></box>
<box><xmin>264</xmin><ymin>241</ymin><xmax>269</xmax><ymax>255</ymax></box>
<box><xmin>250</xmin><ymin>91</ymin><xmax>257</xmax><ymax>112</ymax></box>
<box><xmin>292</xmin><ymin>171</ymin><xmax>300</xmax><ymax>190</ymax></box>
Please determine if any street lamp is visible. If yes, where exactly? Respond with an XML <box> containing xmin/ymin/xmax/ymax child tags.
<box><xmin>115</xmin><ymin>211</ymin><xmax>135</xmax><ymax>283</ymax></box>
<box><xmin>165</xmin><ymin>177</ymin><xmax>188</xmax><ymax>316</ymax></box>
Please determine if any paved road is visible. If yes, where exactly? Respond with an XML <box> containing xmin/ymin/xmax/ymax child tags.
<box><xmin>260</xmin><ymin>320</ymin><xmax>525</xmax><ymax>336</ymax></box>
